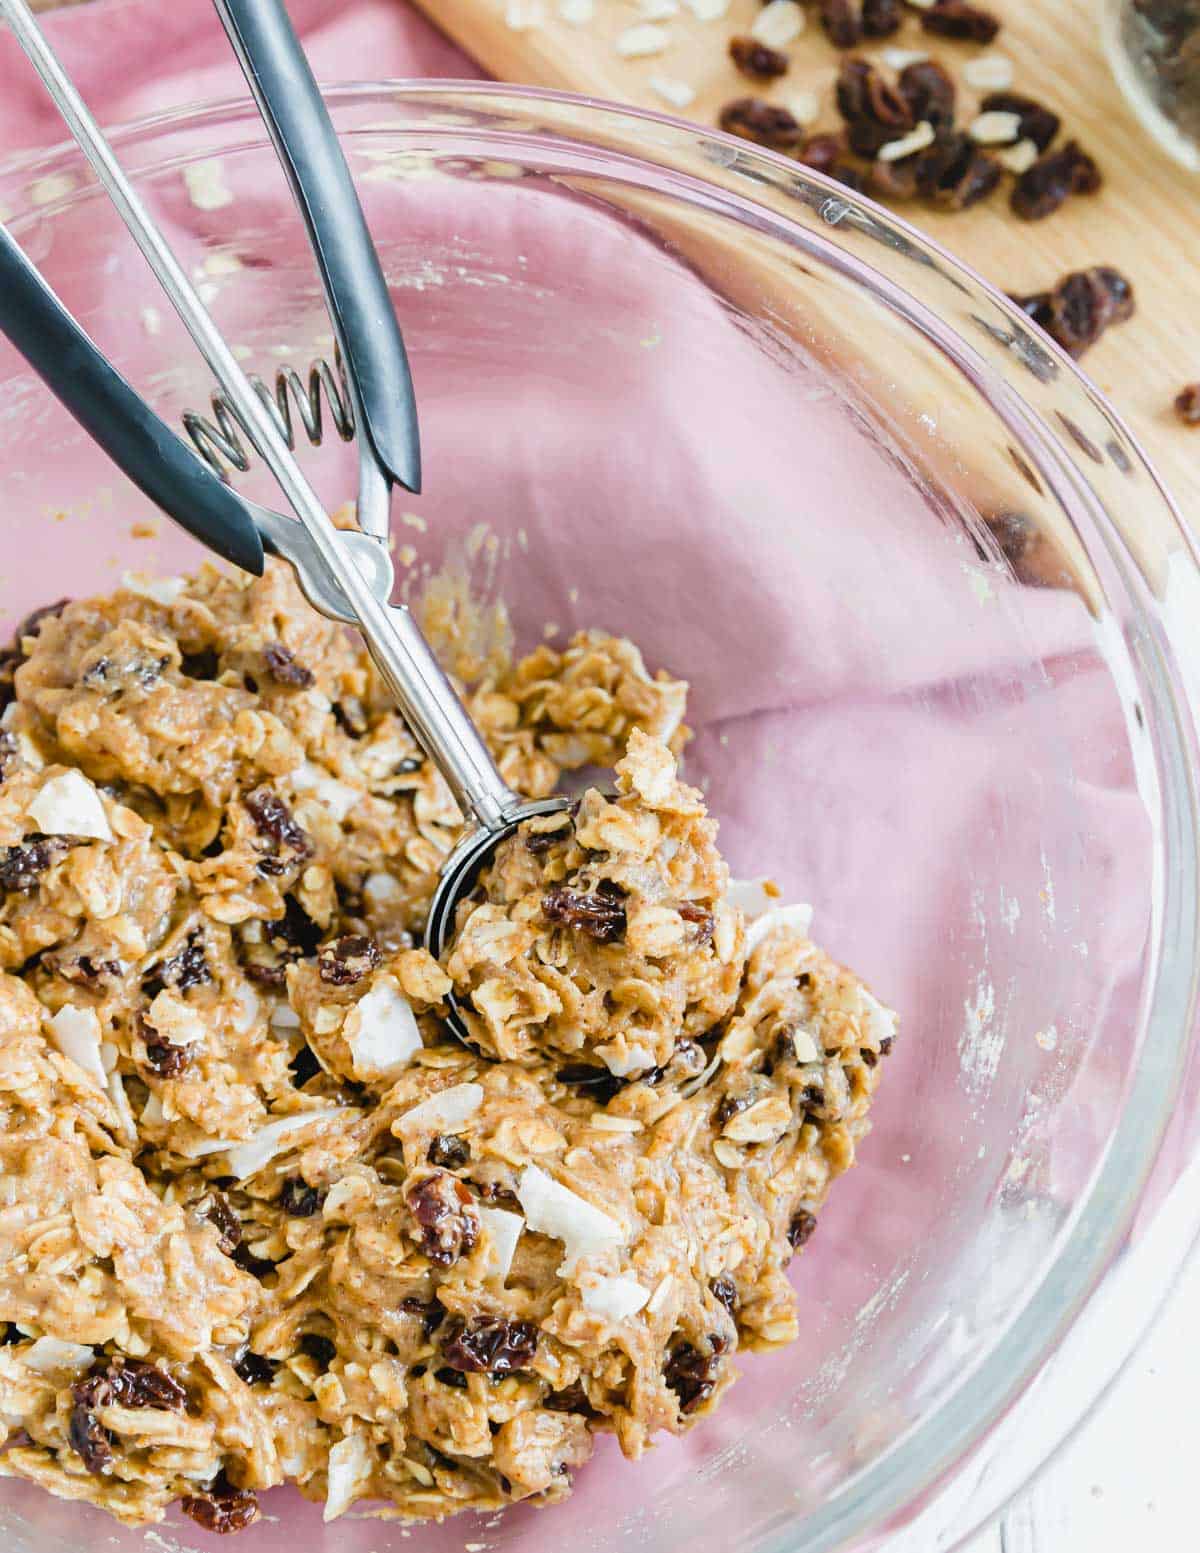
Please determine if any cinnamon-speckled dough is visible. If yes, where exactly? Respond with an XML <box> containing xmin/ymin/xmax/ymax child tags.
<box><xmin>0</xmin><ymin>562</ymin><xmax>894</xmax><ymax>1532</ymax></box>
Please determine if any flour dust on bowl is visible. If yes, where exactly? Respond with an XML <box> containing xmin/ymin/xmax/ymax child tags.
<box><xmin>0</xmin><ymin>83</ymin><xmax>1197</xmax><ymax>1553</ymax></box>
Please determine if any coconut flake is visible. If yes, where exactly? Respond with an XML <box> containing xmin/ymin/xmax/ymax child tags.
<box><xmin>558</xmin><ymin>0</ymin><xmax>594</xmax><ymax>20</ymax></box>
<box><xmin>324</xmin><ymin>1433</ymin><xmax>372</xmax><ymax>1523</ymax></box>
<box><xmin>639</xmin><ymin>0</ymin><xmax>679</xmax><ymax>15</ymax></box>
<box><xmin>726</xmin><ymin>877</ymin><xmax>779</xmax><ymax>921</ymax></box>
<box><xmin>745</xmin><ymin>902</ymin><xmax>814</xmax><ymax>953</ymax></box>
<box><xmin>964</xmin><ymin>53</ymin><xmax>1014</xmax><ymax>91</ymax></box>
<box><xmin>597</xmin><ymin>1038</ymin><xmax>656</xmax><ymax>1078</ymax></box>
<box><xmin>22</xmin><ymin>1338</ymin><xmax>95</xmax><ymax>1376</ymax></box>
<box><xmin>791</xmin><ymin>1028</ymin><xmax>821</xmax><ymax>1063</ymax></box>
<box><xmin>882</xmin><ymin>47</ymin><xmax>929</xmax><ymax>69</ymax></box>
<box><xmin>860</xmin><ymin>988</ymin><xmax>898</xmax><ymax>1047</ymax></box>
<box><xmin>47</xmin><ymin>1005</ymin><xmax>106</xmax><ymax>1086</ymax></box>
<box><xmin>580</xmin><ymin>1273</ymin><xmax>649</xmax><ymax>1322</ymax></box>
<box><xmin>27</xmin><ymin>769</ymin><xmax>112</xmax><ymax>842</ymax></box>
<box><xmin>969</xmin><ymin>110</ymin><xmax>1021</xmax><ymax>145</ymax></box>
<box><xmin>223</xmin><ymin>1107</ymin><xmax>344</xmax><ymax>1180</ymax></box>
<box><xmin>996</xmin><ymin>137</ymin><xmax>1039</xmax><ymax>175</ymax></box>
<box><xmin>684</xmin><ymin>0</ymin><xmax>728</xmax><ymax>17</ymax></box>
<box><xmin>141</xmin><ymin>1092</ymin><xmax>165</xmax><ymax>1126</ymax></box>
<box><xmin>517</xmin><ymin>1165</ymin><xmax>624</xmax><ymax>1274</ymax></box>
<box><xmin>183</xmin><ymin>160</ymin><xmax>233</xmax><ymax>211</ymax></box>
<box><xmin>617</xmin><ymin>23</ymin><xmax>669</xmax><ymax>57</ymax></box>
<box><xmin>270</xmin><ymin>1002</ymin><xmax>302</xmax><ymax>1030</ymax></box>
<box><xmin>396</xmin><ymin>1082</ymin><xmax>484</xmax><ymax>1138</ymax></box>
<box><xmin>478</xmin><ymin>1207</ymin><xmax>524</xmax><ymax>1283</ymax></box>
<box><xmin>291</xmin><ymin>762</ymin><xmax>362</xmax><ymax>823</ymax></box>
<box><xmin>121</xmin><ymin>571</ymin><xmax>187</xmax><ymax>606</ymax></box>
<box><xmin>649</xmin><ymin>75</ymin><xmax>696</xmax><ymax>109</ymax></box>
<box><xmin>877</xmin><ymin>120</ymin><xmax>936</xmax><ymax>162</ymax></box>
<box><xmin>751</xmin><ymin>0</ymin><xmax>804</xmax><ymax>47</ymax></box>
<box><xmin>342</xmin><ymin>978</ymin><xmax>422</xmax><ymax>1079</ymax></box>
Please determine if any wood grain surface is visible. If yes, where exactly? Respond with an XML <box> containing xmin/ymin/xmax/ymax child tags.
<box><xmin>411</xmin><ymin>0</ymin><xmax>1200</xmax><ymax>524</ymax></box>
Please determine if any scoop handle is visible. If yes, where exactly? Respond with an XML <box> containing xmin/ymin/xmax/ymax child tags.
<box><xmin>212</xmin><ymin>0</ymin><xmax>422</xmax><ymax>496</ymax></box>
<box><xmin>0</xmin><ymin>223</ymin><xmax>265</xmax><ymax>577</ymax></box>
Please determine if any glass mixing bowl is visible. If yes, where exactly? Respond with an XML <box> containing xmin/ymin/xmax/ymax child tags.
<box><xmin>1</xmin><ymin>82</ymin><xmax>1199</xmax><ymax>1553</ymax></box>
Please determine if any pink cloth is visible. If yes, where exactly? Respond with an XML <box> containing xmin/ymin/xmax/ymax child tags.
<box><xmin>0</xmin><ymin>0</ymin><xmax>475</xmax><ymax>156</ymax></box>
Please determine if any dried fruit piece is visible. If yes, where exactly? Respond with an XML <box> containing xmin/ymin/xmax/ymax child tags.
<box><xmin>913</xmin><ymin>131</ymin><xmax>1002</xmax><ymax>208</ymax></box>
<box><xmin>233</xmin><ymin>1349</ymin><xmax>276</xmax><ymax>1386</ymax></box>
<box><xmin>718</xmin><ymin>96</ymin><xmax>805</xmax><ymax>150</ymax></box>
<box><xmin>862</xmin><ymin>0</ymin><xmax>903</xmax><ymax>33</ymax></box>
<box><xmin>427</xmin><ymin>1134</ymin><xmax>471</xmax><ymax>1169</ymax></box>
<box><xmin>788</xmin><ymin>1208</ymin><xmax>818</xmax><ymax>1248</ymax></box>
<box><xmin>819</xmin><ymin>0</ymin><xmax>862</xmax><ymax>47</ymax></box>
<box><xmin>244</xmin><ymin>787</ymin><xmax>313</xmax><ymax>862</ymax></box>
<box><xmin>919</xmin><ymin>0</ymin><xmax>1000</xmax><ymax>42</ymax></box>
<box><xmin>1175</xmin><ymin>384</ymin><xmax>1200</xmax><ymax>425</ymax></box>
<box><xmin>44</xmin><ymin>952</ymin><xmax>122</xmax><ymax>985</ymax></box>
<box><xmin>405</xmin><ymin>1171</ymin><xmax>480</xmax><ymax>1266</ymax></box>
<box><xmin>263</xmin><ymin>642</ymin><xmax>314</xmax><ymax>688</ymax></box>
<box><xmin>836</xmin><ymin>58</ymin><xmax>914</xmax><ymax>157</ymax></box>
<box><xmin>104</xmin><ymin>1358</ymin><xmax>188</xmax><ymax>1412</ymax></box>
<box><xmin>318</xmin><ymin>934</ymin><xmax>381</xmax><ymax>986</ymax></box>
<box><xmin>142</xmin><ymin>1033</ymin><xmax>190</xmax><ymax>1078</ymax></box>
<box><xmin>555</xmin><ymin>1063</ymin><xmax>624</xmax><ymax>1104</ymax></box>
<box><xmin>300</xmin><ymin>1332</ymin><xmax>336</xmax><ymax>1368</ymax></box>
<box><xmin>797</xmin><ymin>132</ymin><xmax>847</xmax><ymax>175</ymax></box>
<box><xmin>542</xmin><ymin>882</ymin><xmax>628</xmax><ymax>945</ymax></box>
<box><xmin>544</xmin><ymin>1379</ymin><xmax>590</xmax><ymax>1414</ymax></box>
<box><xmin>442</xmin><ymin>1316</ymin><xmax>539</xmax><ymax>1374</ymax></box>
<box><xmin>17</xmin><ymin>599</ymin><xmax>69</xmax><ymax>646</ymax></box>
<box><xmin>1011</xmin><ymin>266</ymin><xmax>1134</xmax><ymax>358</ymax></box>
<box><xmin>400</xmin><ymin>1296</ymin><xmax>445</xmax><ymax>1339</ymax></box>
<box><xmin>1011</xmin><ymin>139</ymin><xmax>1101</xmax><ymax>220</ymax></box>
<box><xmin>897</xmin><ymin>59</ymin><xmax>957</xmax><ymax>132</ymax></box>
<box><xmin>68</xmin><ymin>1395</ymin><xmax>112</xmax><ymax>1474</ymax></box>
<box><xmin>979</xmin><ymin>90</ymin><xmax>1060</xmax><ymax>151</ymax></box>
<box><xmin>145</xmin><ymin>929</ymin><xmax>211</xmax><ymax>996</ymax></box>
<box><xmin>198</xmin><ymin>1191</ymin><xmax>242</xmax><ymax>1254</ymax></box>
<box><xmin>180</xmin><ymin>1472</ymin><xmax>260</xmax><ymax>1535</ymax></box>
<box><xmin>729</xmin><ymin>35</ymin><xmax>789</xmax><ymax>79</ymax></box>
<box><xmin>280</xmin><ymin>1177</ymin><xmax>326</xmax><ymax>1217</ymax></box>
<box><xmin>677</xmin><ymin>901</ymin><xmax>715</xmax><ymax>945</ymax></box>
<box><xmin>664</xmin><ymin>1337</ymin><xmax>726</xmax><ymax>1413</ymax></box>
<box><xmin>0</xmin><ymin>837</ymin><xmax>67</xmax><ymax>893</ymax></box>
<box><xmin>709</xmin><ymin>1274</ymin><xmax>740</xmax><ymax>1315</ymax></box>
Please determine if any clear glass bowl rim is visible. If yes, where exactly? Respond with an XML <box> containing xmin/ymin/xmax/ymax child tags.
<box><xmin>2</xmin><ymin>79</ymin><xmax>1198</xmax><ymax>1553</ymax></box>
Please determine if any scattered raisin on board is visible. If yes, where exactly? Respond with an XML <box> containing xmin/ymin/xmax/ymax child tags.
<box><xmin>919</xmin><ymin>0</ymin><xmax>1001</xmax><ymax>44</ymax></box>
<box><xmin>980</xmin><ymin>90</ymin><xmax>1061</xmax><ymax>152</ymax></box>
<box><xmin>1011</xmin><ymin>140</ymin><xmax>1101</xmax><ymax>220</ymax></box>
<box><xmin>729</xmin><ymin>35</ymin><xmax>789</xmax><ymax>81</ymax></box>
<box><xmin>1174</xmin><ymin>385</ymin><xmax>1200</xmax><ymax>425</ymax></box>
<box><xmin>718</xmin><ymin>97</ymin><xmax>805</xmax><ymax>150</ymax></box>
<box><xmin>1010</xmin><ymin>267</ymin><xmax>1134</xmax><ymax>359</ymax></box>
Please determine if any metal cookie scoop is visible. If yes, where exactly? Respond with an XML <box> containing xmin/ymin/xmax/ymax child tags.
<box><xmin>0</xmin><ymin>0</ymin><xmax>568</xmax><ymax>1030</ymax></box>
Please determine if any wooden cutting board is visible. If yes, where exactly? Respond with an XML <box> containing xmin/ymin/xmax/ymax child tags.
<box><xmin>410</xmin><ymin>0</ymin><xmax>1200</xmax><ymax>525</ymax></box>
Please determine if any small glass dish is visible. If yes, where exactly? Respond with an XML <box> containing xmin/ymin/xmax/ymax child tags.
<box><xmin>0</xmin><ymin>82</ymin><xmax>1198</xmax><ymax>1553</ymax></box>
<box><xmin>1104</xmin><ymin>0</ymin><xmax>1200</xmax><ymax>169</ymax></box>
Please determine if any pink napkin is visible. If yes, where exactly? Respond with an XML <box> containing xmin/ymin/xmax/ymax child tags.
<box><xmin>0</xmin><ymin>0</ymin><xmax>475</xmax><ymax>157</ymax></box>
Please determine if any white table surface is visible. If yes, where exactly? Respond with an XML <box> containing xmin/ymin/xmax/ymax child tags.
<box><xmin>960</xmin><ymin>1237</ymin><xmax>1200</xmax><ymax>1552</ymax></box>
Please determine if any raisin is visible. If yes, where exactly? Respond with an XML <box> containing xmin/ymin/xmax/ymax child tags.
<box><xmin>914</xmin><ymin>132</ymin><xmax>1001</xmax><ymax>209</ymax></box>
<box><xmin>544</xmin><ymin>1379</ymin><xmax>590</xmax><ymax>1414</ymax></box>
<box><xmin>405</xmin><ymin>1172</ymin><xmax>480</xmax><ymax>1266</ymax></box>
<box><xmin>45</xmin><ymin>952</ymin><xmax>122</xmax><ymax>984</ymax></box>
<box><xmin>142</xmin><ymin>1027</ymin><xmax>191</xmax><ymax>1078</ymax></box>
<box><xmin>232</xmin><ymin>1243</ymin><xmax>276</xmax><ymax>1279</ymax></box>
<box><xmin>233</xmin><ymin>1349</ymin><xmax>276</xmax><ymax>1386</ymax></box>
<box><xmin>0</xmin><ymin>837</ymin><xmax>67</xmax><ymax>893</ymax></box>
<box><xmin>1176</xmin><ymin>384</ymin><xmax>1200</xmax><ymax>425</ymax></box>
<box><xmin>435</xmin><ymin>1365</ymin><xmax>469</xmax><ymax>1389</ymax></box>
<box><xmin>400</xmin><ymin>1297</ymin><xmax>446</xmax><ymax>1339</ymax></box>
<box><xmin>68</xmin><ymin>1399</ymin><xmax>112</xmax><ymax>1474</ymax></box>
<box><xmin>797</xmin><ymin>133</ymin><xmax>847</xmax><ymax>175</ymax></box>
<box><xmin>709</xmin><ymin>1274</ymin><xmax>740</xmax><ymax>1316</ymax></box>
<box><xmin>263</xmin><ymin>642</ymin><xmax>314</xmax><ymax>688</ymax></box>
<box><xmin>869</xmin><ymin>155</ymin><xmax>922</xmax><ymax>200</ymax></box>
<box><xmin>180</xmin><ymin>647</ymin><xmax>220</xmax><ymax>680</ymax></box>
<box><xmin>428</xmin><ymin>1134</ymin><xmax>471</xmax><ymax>1169</ymax></box>
<box><xmin>677</xmin><ymin>901</ymin><xmax>715</xmax><ymax>946</ymax></box>
<box><xmin>555</xmin><ymin>1063</ymin><xmax>623</xmax><ymax>1104</ymax></box>
<box><xmin>718</xmin><ymin>97</ymin><xmax>805</xmax><ymax>150</ymax></box>
<box><xmin>524</xmin><ymin>815</ymin><xmax>572</xmax><ymax>855</ymax></box>
<box><xmin>919</xmin><ymin>0</ymin><xmax>1000</xmax><ymax>42</ymax></box>
<box><xmin>729</xmin><ymin>35</ymin><xmax>789</xmax><ymax>79</ymax></box>
<box><xmin>441</xmin><ymin>1316</ymin><xmax>538</xmax><ymax>1375</ymax></box>
<box><xmin>300</xmin><ymin>1333</ymin><xmax>337</xmax><ymax>1369</ymax></box>
<box><xmin>819</xmin><ymin>0</ymin><xmax>862</xmax><ymax>47</ymax></box>
<box><xmin>472</xmin><ymin>1178</ymin><xmax>522</xmax><ymax>1211</ymax></box>
<box><xmin>836</xmin><ymin>59</ymin><xmax>914</xmax><ymax>157</ymax></box>
<box><xmin>242</xmin><ymin>960</ymin><xmax>286</xmax><ymax>987</ymax></box>
<box><xmin>1011</xmin><ymin>266</ymin><xmax>1134</xmax><ymax>358</ymax></box>
<box><xmin>180</xmin><ymin>1472</ymin><xmax>260</xmax><ymax>1535</ymax></box>
<box><xmin>800</xmin><ymin>1081</ymin><xmax>827</xmax><ymax>1109</ymax></box>
<box><xmin>898</xmin><ymin>60</ymin><xmax>957</xmax><ymax>133</ymax></box>
<box><xmin>1011</xmin><ymin>140</ymin><xmax>1101</xmax><ymax>220</ymax></box>
<box><xmin>333</xmin><ymin>698</ymin><xmax>369</xmax><ymax>738</ymax></box>
<box><xmin>880</xmin><ymin>1035</ymin><xmax>894</xmax><ymax>1055</ymax></box>
<box><xmin>243</xmin><ymin>787</ymin><xmax>313</xmax><ymax>859</ymax></box>
<box><xmin>715</xmin><ymin>1091</ymin><xmax>753</xmax><ymax>1128</ymax></box>
<box><xmin>542</xmin><ymin>882</ymin><xmax>627</xmax><ymax>944</ymax></box>
<box><xmin>266</xmin><ymin>895</ymin><xmax>321</xmax><ymax>956</ymax></box>
<box><xmin>861</xmin><ymin>1047</ymin><xmax>879</xmax><ymax>1067</ymax></box>
<box><xmin>198</xmin><ymin>1191</ymin><xmax>242</xmax><ymax>1254</ymax></box>
<box><xmin>0</xmin><ymin>729</ymin><xmax>18</xmax><ymax>778</ymax></box>
<box><xmin>861</xmin><ymin>0</ymin><xmax>902</xmax><ymax>34</ymax></box>
<box><xmin>979</xmin><ymin>91</ymin><xmax>1060</xmax><ymax>152</ymax></box>
<box><xmin>289</xmin><ymin>1044</ymin><xmax>322</xmax><ymax>1086</ymax></box>
<box><xmin>105</xmin><ymin>1358</ymin><xmax>188</xmax><ymax>1412</ymax></box>
<box><xmin>317</xmin><ymin>934</ymin><xmax>381</xmax><ymax>986</ymax></box>
<box><xmin>279</xmin><ymin>1177</ymin><xmax>326</xmax><ymax>1217</ymax></box>
<box><xmin>788</xmin><ymin>1209</ymin><xmax>818</xmax><ymax>1248</ymax></box>
<box><xmin>150</xmin><ymin>929</ymin><xmax>212</xmax><ymax>994</ymax></box>
<box><xmin>16</xmin><ymin>599</ymin><xmax>69</xmax><ymax>646</ymax></box>
<box><xmin>664</xmin><ymin>1339</ymin><xmax>726</xmax><ymax>1413</ymax></box>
